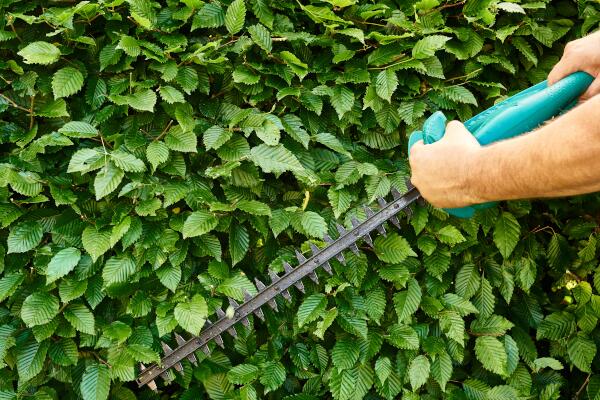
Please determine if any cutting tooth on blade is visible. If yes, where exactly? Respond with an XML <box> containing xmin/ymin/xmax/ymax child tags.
<box><xmin>336</xmin><ymin>223</ymin><xmax>347</xmax><ymax>236</ymax></box>
<box><xmin>391</xmin><ymin>187</ymin><xmax>402</xmax><ymax>200</ymax></box>
<box><xmin>244</xmin><ymin>290</ymin><xmax>253</xmax><ymax>303</ymax></box>
<box><xmin>201</xmin><ymin>345</ymin><xmax>211</xmax><ymax>355</ymax></box>
<box><xmin>270</xmin><ymin>270</ymin><xmax>292</xmax><ymax>302</ymax></box>
<box><xmin>140</xmin><ymin>364</ymin><xmax>158</xmax><ymax>392</ymax></box>
<box><xmin>283</xmin><ymin>261</ymin><xmax>294</xmax><ymax>274</ymax></box>
<box><xmin>229</xmin><ymin>298</ymin><xmax>250</xmax><ymax>327</ymax></box>
<box><xmin>351</xmin><ymin>216</ymin><xmax>373</xmax><ymax>248</ymax></box>
<box><xmin>227</xmin><ymin>325</ymin><xmax>238</xmax><ymax>338</ymax></box>
<box><xmin>255</xmin><ymin>278</ymin><xmax>278</xmax><ymax>310</ymax></box>
<box><xmin>295</xmin><ymin>250</ymin><xmax>307</xmax><ymax>263</ymax></box>
<box><xmin>321</xmin><ymin>261</ymin><xmax>333</xmax><ymax>275</ymax></box>
<box><xmin>377</xmin><ymin>197</ymin><xmax>387</xmax><ymax>207</ymax></box>
<box><xmin>253</xmin><ymin>307</ymin><xmax>265</xmax><ymax>321</ymax></box>
<box><xmin>365</xmin><ymin>206</ymin><xmax>386</xmax><ymax>236</ymax></box>
<box><xmin>294</xmin><ymin>279</ymin><xmax>305</xmax><ymax>293</ymax></box>
<box><xmin>213</xmin><ymin>334</ymin><xmax>225</xmax><ymax>348</ymax></box>
<box><xmin>216</xmin><ymin>308</ymin><xmax>226</xmax><ymax>319</ymax></box>
<box><xmin>308</xmin><ymin>271</ymin><xmax>319</xmax><ymax>283</ymax></box>
<box><xmin>254</xmin><ymin>278</ymin><xmax>266</xmax><ymax>291</ymax></box>
<box><xmin>161</xmin><ymin>342</ymin><xmax>183</xmax><ymax>373</ymax></box>
<box><xmin>324</xmin><ymin>234</ymin><xmax>334</xmax><ymax>244</ymax></box>
<box><xmin>175</xmin><ymin>333</ymin><xmax>197</xmax><ymax>366</ymax></box>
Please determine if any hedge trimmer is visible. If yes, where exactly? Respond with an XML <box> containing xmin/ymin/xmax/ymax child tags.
<box><xmin>136</xmin><ymin>72</ymin><xmax>593</xmax><ymax>390</ymax></box>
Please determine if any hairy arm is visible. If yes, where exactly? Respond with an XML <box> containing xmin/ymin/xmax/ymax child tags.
<box><xmin>409</xmin><ymin>95</ymin><xmax>600</xmax><ymax>208</ymax></box>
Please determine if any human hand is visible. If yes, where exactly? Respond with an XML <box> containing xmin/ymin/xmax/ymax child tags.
<box><xmin>547</xmin><ymin>30</ymin><xmax>600</xmax><ymax>100</ymax></box>
<box><xmin>409</xmin><ymin>121</ymin><xmax>483</xmax><ymax>208</ymax></box>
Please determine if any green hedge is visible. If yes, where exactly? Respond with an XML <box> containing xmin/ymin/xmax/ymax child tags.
<box><xmin>1</xmin><ymin>0</ymin><xmax>600</xmax><ymax>399</ymax></box>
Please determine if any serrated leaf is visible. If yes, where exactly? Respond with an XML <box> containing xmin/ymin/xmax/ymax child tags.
<box><xmin>102</xmin><ymin>255</ymin><xmax>136</xmax><ymax>285</ymax></box>
<box><xmin>393</xmin><ymin>278</ymin><xmax>422</xmax><ymax>322</ymax></box>
<box><xmin>165</xmin><ymin>126</ymin><xmax>198</xmax><ymax>153</ymax></box>
<box><xmin>174</xmin><ymin>294</ymin><xmax>207</xmax><ymax>335</ymax></box>
<box><xmin>475</xmin><ymin>336</ymin><xmax>507</xmax><ymax>376</ymax></box>
<box><xmin>80</xmin><ymin>363</ymin><xmax>110</xmax><ymax>400</ymax></box>
<box><xmin>58</xmin><ymin>121</ymin><xmax>98</xmax><ymax>138</ymax></box>
<box><xmin>52</xmin><ymin>67</ymin><xmax>84</xmax><ymax>99</ymax></box>
<box><xmin>248</xmin><ymin>23</ymin><xmax>272</xmax><ymax>52</ymax></box>
<box><xmin>146</xmin><ymin>141</ymin><xmax>169</xmax><ymax>170</ymax></box>
<box><xmin>46</xmin><ymin>247</ymin><xmax>81</xmax><ymax>284</ymax></box>
<box><xmin>493</xmin><ymin>212</ymin><xmax>520</xmax><ymax>258</ymax></box>
<box><xmin>7</xmin><ymin>221</ymin><xmax>43</xmax><ymax>253</ymax></box>
<box><xmin>374</xmin><ymin>233</ymin><xmax>416</xmax><ymax>264</ymax></box>
<box><xmin>375</xmin><ymin>69</ymin><xmax>398</xmax><ymax>102</ymax></box>
<box><xmin>228</xmin><ymin>364</ymin><xmax>259</xmax><ymax>385</ymax></box>
<box><xmin>182</xmin><ymin>210</ymin><xmax>218</xmax><ymax>238</ymax></box>
<box><xmin>297</xmin><ymin>294</ymin><xmax>327</xmax><ymax>327</ymax></box>
<box><xmin>225</xmin><ymin>0</ymin><xmax>246</xmax><ymax>35</ymax></box>
<box><xmin>409</xmin><ymin>355</ymin><xmax>430</xmax><ymax>391</ymax></box>
<box><xmin>18</xmin><ymin>41</ymin><xmax>61</xmax><ymax>65</ymax></box>
<box><xmin>21</xmin><ymin>292</ymin><xmax>59</xmax><ymax>327</ymax></box>
<box><xmin>64</xmin><ymin>303</ymin><xmax>95</xmax><ymax>334</ymax></box>
<box><xmin>412</xmin><ymin>35</ymin><xmax>451</xmax><ymax>59</ymax></box>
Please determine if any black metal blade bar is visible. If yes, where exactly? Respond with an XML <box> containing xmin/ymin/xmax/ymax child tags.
<box><xmin>136</xmin><ymin>186</ymin><xmax>420</xmax><ymax>387</ymax></box>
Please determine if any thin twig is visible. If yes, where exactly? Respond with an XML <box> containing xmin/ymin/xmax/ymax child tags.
<box><xmin>422</xmin><ymin>1</ymin><xmax>466</xmax><ymax>16</ymax></box>
<box><xmin>573</xmin><ymin>373</ymin><xmax>591</xmax><ymax>400</ymax></box>
<box><xmin>0</xmin><ymin>93</ymin><xmax>31</xmax><ymax>113</ymax></box>
<box><xmin>154</xmin><ymin>120</ymin><xmax>173</xmax><ymax>142</ymax></box>
<box><xmin>29</xmin><ymin>95</ymin><xmax>35</xmax><ymax>129</ymax></box>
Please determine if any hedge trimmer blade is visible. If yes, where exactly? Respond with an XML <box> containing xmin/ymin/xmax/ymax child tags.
<box><xmin>136</xmin><ymin>184</ymin><xmax>421</xmax><ymax>389</ymax></box>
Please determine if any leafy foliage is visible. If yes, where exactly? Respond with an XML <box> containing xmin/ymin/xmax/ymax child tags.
<box><xmin>1</xmin><ymin>0</ymin><xmax>600</xmax><ymax>399</ymax></box>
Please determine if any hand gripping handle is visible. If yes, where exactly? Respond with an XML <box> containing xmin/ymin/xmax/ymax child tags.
<box><xmin>408</xmin><ymin>71</ymin><xmax>594</xmax><ymax>218</ymax></box>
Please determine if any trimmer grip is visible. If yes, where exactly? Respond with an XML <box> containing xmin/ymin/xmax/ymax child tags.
<box><xmin>408</xmin><ymin>71</ymin><xmax>594</xmax><ymax>218</ymax></box>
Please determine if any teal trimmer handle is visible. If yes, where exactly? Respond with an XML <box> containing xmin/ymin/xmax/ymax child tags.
<box><xmin>408</xmin><ymin>71</ymin><xmax>594</xmax><ymax>218</ymax></box>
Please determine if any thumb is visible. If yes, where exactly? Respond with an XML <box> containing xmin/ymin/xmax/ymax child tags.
<box><xmin>443</xmin><ymin>120</ymin><xmax>476</xmax><ymax>142</ymax></box>
<box><xmin>581</xmin><ymin>76</ymin><xmax>600</xmax><ymax>101</ymax></box>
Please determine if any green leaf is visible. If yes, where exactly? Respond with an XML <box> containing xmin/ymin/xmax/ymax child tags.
<box><xmin>374</xmin><ymin>233</ymin><xmax>416</xmax><ymax>264</ymax></box>
<box><xmin>328</xmin><ymin>187</ymin><xmax>352</xmax><ymax>219</ymax></box>
<box><xmin>228</xmin><ymin>364</ymin><xmax>259</xmax><ymax>385</ymax></box>
<box><xmin>46</xmin><ymin>247</ymin><xmax>81</xmax><ymax>284</ymax></box>
<box><xmin>165</xmin><ymin>126</ymin><xmax>198</xmax><ymax>153</ymax></box>
<box><xmin>567</xmin><ymin>333</ymin><xmax>596</xmax><ymax>372</ymax></box>
<box><xmin>146</xmin><ymin>141</ymin><xmax>169</xmax><ymax>171</ymax></box>
<box><xmin>248</xmin><ymin>24</ymin><xmax>272</xmax><ymax>52</ymax></box>
<box><xmin>412</xmin><ymin>35</ymin><xmax>451</xmax><ymax>59</ymax></box>
<box><xmin>431</xmin><ymin>351</ymin><xmax>452</xmax><ymax>391</ymax></box>
<box><xmin>17</xmin><ymin>337</ymin><xmax>50</xmax><ymax>382</ymax></box>
<box><xmin>159</xmin><ymin>86</ymin><xmax>185</xmax><ymax>104</ymax></box>
<box><xmin>94</xmin><ymin>162</ymin><xmax>124</xmax><ymax>200</ymax></box>
<box><xmin>18</xmin><ymin>41</ymin><xmax>61</xmax><ymax>65</ymax></box>
<box><xmin>259</xmin><ymin>361</ymin><xmax>286</xmax><ymax>393</ymax></box>
<box><xmin>297</xmin><ymin>294</ymin><xmax>327</xmax><ymax>327</ymax></box>
<box><xmin>332</xmin><ymin>338</ymin><xmax>360</xmax><ymax>370</ymax></box>
<box><xmin>7</xmin><ymin>221</ymin><xmax>43</xmax><ymax>253</ymax></box>
<box><xmin>330</xmin><ymin>86</ymin><xmax>354</xmax><ymax>119</ymax></box>
<box><xmin>102</xmin><ymin>255</ymin><xmax>137</xmax><ymax>285</ymax></box>
<box><xmin>315</xmin><ymin>132</ymin><xmax>350</xmax><ymax>156</ymax></box>
<box><xmin>536</xmin><ymin>311</ymin><xmax>576</xmax><ymax>341</ymax></box>
<box><xmin>282</xmin><ymin>114</ymin><xmax>310</xmax><ymax>148</ymax></box>
<box><xmin>225</xmin><ymin>0</ymin><xmax>246</xmax><ymax>35</ymax></box>
<box><xmin>251</xmin><ymin>144</ymin><xmax>305</xmax><ymax>174</ymax></box>
<box><xmin>82</xmin><ymin>226</ymin><xmax>111</xmax><ymax>262</ymax></box>
<box><xmin>80</xmin><ymin>363</ymin><xmax>111</xmax><ymax>400</ymax></box>
<box><xmin>437</xmin><ymin>225</ymin><xmax>466</xmax><ymax>245</ymax></box>
<box><xmin>409</xmin><ymin>355</ymin><xmax>430</xmax><ymax>391</ymax></box>
<box><xmin>301</xmin><ymin>211</ymin><xmax>326</xmax><ymax>238</ymax></box>
<box><xmin>52</xmin><ymin>67</ymin><xmax>84</xmax><ymax>99</ymax></box>
<box><xmin>58</xmin><ymin>121</ymin><xmax>98</xmax><ymax>138</ymax></box>
<box><xmin>393</xmin><ymin>278</ymin><xmax>422</xmax><ymax>322</ymax></box>
<box><xmin>110</xmin><ymin>89</ymin><xmax>157</xmax><ymax>112</ymax></box>
<box><xmin>229</xmin><ymin>224</ymin><xmax>249</xmax><ymax>266</ymax></box>
<box><xmin>204</xmin><ymin>126</ymin><xmax>232</xmax><ymax>151</ymax></box>
<box><xmin>493</xmin><ymin>212</ymin><xmax>520</xmax><ymax>258</ymax></box>
<box><xmin>64</xmin><ymin>303</ymin><xmax>95</xmax><ymax>334</ymax></box>
<box><xmin>0</xmin><ymin>273</ymin><xmax>24</xmax><ymax>302</ymax></box>
<box><xmin>475</xmin><ymin>336</ymin><xmax>507</xmax><ymax>376</ymax></box>
<box><xmin>375</xmin><ymin>69</ymin><xmax>398</xmax><ymax>102</ymax></box>
<box><xmin>21</xmin><ymin>292</ymin><xmax>59</xmax><ymax>327</ymax></box>
<box><xmin>174</xmin><ymin>294</ymin><xmax>208</xmax><ymax>335</ymax></box>
<box><xmin>183</xmin><ymin>210</ymin><xmax>218</xmax><ymax>238</ymax></box>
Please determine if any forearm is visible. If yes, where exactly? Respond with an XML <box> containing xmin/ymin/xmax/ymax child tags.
<box><xmin>467</xmin><ymin>96</ymin><xmax>600</xmax><ymax>203</ymax></box>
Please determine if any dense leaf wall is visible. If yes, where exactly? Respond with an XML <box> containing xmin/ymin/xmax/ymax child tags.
<box><xmin>1</xmin><ymin>0</ymin><xmax>600</xmax><ymax>399</ymax></box>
